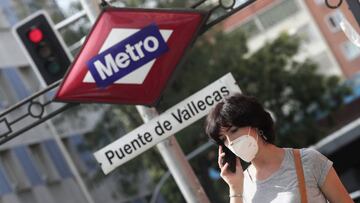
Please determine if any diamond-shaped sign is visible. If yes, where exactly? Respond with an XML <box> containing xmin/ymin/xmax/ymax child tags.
<box><xmin>54</xmin><ymin>8</ymin><xmax>207</xmax><ymax>105</ymax></box>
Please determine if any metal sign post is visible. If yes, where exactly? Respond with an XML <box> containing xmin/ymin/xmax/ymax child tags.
<box><xmin>136</xmin><ymin>106</ymin><xmax>210</xmax><ymax>203</ymax></box>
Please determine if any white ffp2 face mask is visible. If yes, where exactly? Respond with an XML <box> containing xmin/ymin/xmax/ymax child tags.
<box><xmin>227</xmin><ymin>128</ymin><xmax>258</xmax><ymax>163</ymax></box>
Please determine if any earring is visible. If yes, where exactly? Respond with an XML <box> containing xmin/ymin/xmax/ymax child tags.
<box><xmin>257</xmin><ymin>129</ymin><xmax>267</xmax><ymax>140</ymax></box>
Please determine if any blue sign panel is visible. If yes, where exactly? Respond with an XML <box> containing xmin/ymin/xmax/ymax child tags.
<box><xmin>87</xmin><ymin>23</ymin><xmax>169</xmax><ymax>88</ymax></box>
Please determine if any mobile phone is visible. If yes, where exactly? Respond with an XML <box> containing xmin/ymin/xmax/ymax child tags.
<box><xmin>220</xmin><ymin>143</ymin><xmax>237</xmax><ymax>173</ymax></box>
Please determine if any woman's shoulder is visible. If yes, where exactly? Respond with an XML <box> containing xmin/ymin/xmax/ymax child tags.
<box><xmin>285</xmin><ymin>147</ymin><xmax>326</xmax><ymax>161</ymax></box>
<box><xmin>299</xmin><ymin>148</ymin><xmax>327</xmax><ymax>162</ymax></box>
<box><xmin>283</xmin><ymin>147</ymin><xmax>332</xmax><ymax>170</ymax></box>
<box><xmin>300</xmin><ymin>148</ymin><xmax>333</xmax><ymax>186</ymax></box>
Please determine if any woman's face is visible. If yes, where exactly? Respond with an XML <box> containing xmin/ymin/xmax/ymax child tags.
<box><xmin>219</xmin><ymin>126</ymin><xmax>254</xmax><ymax>147</ymax></box>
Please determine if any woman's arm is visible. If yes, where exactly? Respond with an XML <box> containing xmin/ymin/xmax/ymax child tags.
<box><xmin>229</xmin><ymin>187</ymin><xmax>243</xmax><ymax>203</ymax></box>
<box><xmin>320</xmin><ymin>167</ymin><xmax>354</xmax><ymax>203</ymax></box>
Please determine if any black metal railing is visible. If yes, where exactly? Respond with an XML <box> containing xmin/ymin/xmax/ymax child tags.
<box><xmin>0</xmin><ymin>80</ymin><xmax>78</xmax><ymax>144</ymax></box>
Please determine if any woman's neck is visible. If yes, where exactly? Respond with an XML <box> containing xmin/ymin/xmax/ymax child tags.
<box><xmin>247</xmin><ymin>144</ymin><xmax>285</xmax><ymax>181</ymax></box>
<box><xmin>251</xmin><ymin>144</ymin><xmax>284</xmax><ymax>170</ymax></box>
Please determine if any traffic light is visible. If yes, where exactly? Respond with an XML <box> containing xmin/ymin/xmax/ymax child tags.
<box><xmin>13</xmin><ymin>11</ymin><xmax>71</xmax><ymax>86</ymax></box>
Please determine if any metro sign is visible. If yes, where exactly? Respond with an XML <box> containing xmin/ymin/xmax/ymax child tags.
<box><xmin>87</xmin><ymin>23</ymin><xmax>169</xmax><ymax>88</ymax></box>
<box><xmin>55</xmin><ymin>8</ymin><xmax>208</xmax><ymax>105</ymax></box>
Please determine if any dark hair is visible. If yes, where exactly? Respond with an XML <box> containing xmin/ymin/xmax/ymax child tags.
<box><xmin>205</xmin><ymin>93</ymin><xmax>275</xmax><ymax>144</ymax></box>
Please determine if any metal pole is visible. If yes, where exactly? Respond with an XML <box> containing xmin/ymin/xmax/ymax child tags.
<box><xmin>150</xmin><ymin>141</ymin><xmax>214</xmax><ymax>203</ymax></box>
<box><xmin>136</xmin><ymin>106</ymin><xmax>210</xmax><ymax>203</ymax></box>
<box><xmin>80</xmin><ymin>1</ymin><xmax>210</xmax><ymax>202</ymax></box>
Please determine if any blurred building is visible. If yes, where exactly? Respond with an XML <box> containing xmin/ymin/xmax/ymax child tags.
<box><xmin>0</xmin><ymin>1</ymin><xmax>152</xmax><ymax>203</ymax></box>
<box><xmin>223</xmin><ymin>0</ymin><xmax>360</xmax><ymax>77</ymax></box>
<box><xmin>305</xmin><ymin>0</ymin><xmax>360</xmax><ymax>78</ymax></box>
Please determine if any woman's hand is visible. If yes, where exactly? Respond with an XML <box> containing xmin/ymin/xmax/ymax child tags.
<box><xmin>218</xmin><ymin>145</ymin><xmax>244</xmax><ymax>194</ymax></box>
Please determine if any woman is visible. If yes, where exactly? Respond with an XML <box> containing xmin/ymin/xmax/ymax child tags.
<box><xmin>205</xmin><ymin>93</ymin><xmax>353</xmax><ymax>203</ymax></box>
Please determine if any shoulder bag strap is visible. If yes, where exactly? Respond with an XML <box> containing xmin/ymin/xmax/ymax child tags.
<box><xmin>293</xmin><ymin>149</ymin><xmax>308</xmax><ymax>203</ymax></box>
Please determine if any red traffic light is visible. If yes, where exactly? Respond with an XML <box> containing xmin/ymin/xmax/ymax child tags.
<box><xmin>14</xmin><ymin>11</ymin><xmax>71</xmax><ymax>86</ymax></box>
<box><xmin>28</xmin><ymin>28</ymin><xmax>43</xmax><ymax>43</ymax></box>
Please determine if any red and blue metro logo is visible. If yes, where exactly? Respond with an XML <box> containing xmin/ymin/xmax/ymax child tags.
<box><xmin>55</xmin><ymin>8</ymin><xmax>207</xmax><ymax>105</ymax></box>
<box><xmin>87</xmin><ymin>23</ymin><xmax>169</xmax><ymax>88</ymax></box>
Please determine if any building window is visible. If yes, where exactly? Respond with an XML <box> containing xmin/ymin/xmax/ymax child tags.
<box><xmin>258</xmin><ymin>0</ymin><xmax>299</xmax><ymax>29</ymax></box>
<box><xmin>0</xmin><ymin>150</ymin><xmax>30</xmax><ymax>191</ymax></box>
<box><xmin>0</xmin><ymin>162</ymin><xmax>12</xmax><ymax>195</ymax></box>
<box><xmin>0</xmin><ymin>73</ymin><xmax>14</xmax><ymax>108</ymax></box>
<box><xmin>13</xmin><ymin>146</ymin><xmax>43</xmax><ymax>186</ymax></box>
<box><xmin>325</xmin><ymin>10</ymin><xmax>342</xmax><ymax>32</ymax></box>
<box><xmin>1</xmin><ymin>69</ymin><xmax>30</xmax><ymax>101</ymax></box>
<box><xmin>341</xmin><ymin>41</ymin><xmax>360</xmax><ymax>61</ymax></box>
<box><xmin>0</xmin><ymin>88</ymin><xmax>8</xmax><ymax>109</ymax></box>
<box><xmin>43</xmin><ymin>139</ymin><xmax>73</xmax><ymax>179</ymax></box>
<box><xmin>17</xmin><ymin>67</ymin><xmax>39</xmax><ymax>93</ymax></box>
<box><xmin>29</xmin><ymin>144</ymin><xmax>60</xmax><ymax>183</ymax></box>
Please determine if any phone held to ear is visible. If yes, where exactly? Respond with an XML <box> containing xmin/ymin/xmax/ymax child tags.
<box><xmin>221</xmin><ymin>144</ymin><xmax>237</xmax><ymax>173</ymax></box>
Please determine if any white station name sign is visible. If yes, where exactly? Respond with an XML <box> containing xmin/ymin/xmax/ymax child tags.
<box><xmin>94</xmin><ymin>73</ymin><xmax>241</xmax><ymax>174</ymax></box>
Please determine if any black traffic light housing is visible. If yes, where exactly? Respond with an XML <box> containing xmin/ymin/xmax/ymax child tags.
<box><xmin>13</xmin><ymin>11</ymin><xmax>71</xmax><ymax>86</ymax></box>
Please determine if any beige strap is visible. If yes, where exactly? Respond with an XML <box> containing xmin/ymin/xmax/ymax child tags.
<box><xmin>293</xmin><ymin>149</ymin><xmax>308</xmax><ymax>203</ymax></box>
